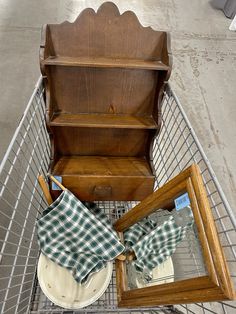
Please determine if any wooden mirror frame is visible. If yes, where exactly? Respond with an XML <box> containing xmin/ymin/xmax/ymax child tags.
<box><xmin>113</xmin><ymin>164</ymin><xmax>235</xmax><ymax>306</ymax></box>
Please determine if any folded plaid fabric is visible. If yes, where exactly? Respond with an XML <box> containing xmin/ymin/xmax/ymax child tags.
<box><xmin>124</xmin><ymin>218</ymin><xmax>157</xmax><ymax>249</ymax></box>
<box><xmin>37</xmin><ymin>190</ymin><xmax>125</xmax><ymax>284</ymax></box>
<box><xmin>124</xmin><ymin>215</ymin><xmax>193</xmax><ymax>278</ymax></box>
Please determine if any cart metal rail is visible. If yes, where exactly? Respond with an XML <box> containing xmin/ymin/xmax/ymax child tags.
<box><xmin>0</xmin><ymin>77</ymin><xmax>235</xmax><ymax>314</ymax></box>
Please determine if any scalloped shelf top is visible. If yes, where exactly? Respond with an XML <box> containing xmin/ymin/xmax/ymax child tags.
<box><xmin>42</xmin><ymin>2</ymin><xmax>171</xmax><ymax>63</ymax></box>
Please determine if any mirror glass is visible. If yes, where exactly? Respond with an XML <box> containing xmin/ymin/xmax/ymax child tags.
<box><xmin>124</xmin><ymin>192</ymin><xmax>207</xmax><ymax>290</ymax></box>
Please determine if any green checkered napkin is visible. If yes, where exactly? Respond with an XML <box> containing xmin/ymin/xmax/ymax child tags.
<box><xmin>124</xmin><ymin>216</ymin><xmax>193</xmax><ymax>278</ymax></box>
<box><xmin>124</xmin><ymin>218</ymin><xmax>157</xmax><ymax>249</ymax></box>
<box><xmin>37</xmin><ymin>190</ymin><xmax>125</xmax><ymax>284</ymax></box>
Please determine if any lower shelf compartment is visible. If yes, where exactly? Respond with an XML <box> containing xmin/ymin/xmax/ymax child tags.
<box><xmin>50</xmin><ymin>156</ymin><xmax>155</xmax><ymax>201</ymax></box>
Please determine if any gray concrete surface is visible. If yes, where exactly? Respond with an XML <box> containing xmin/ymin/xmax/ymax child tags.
<box><xmin>0</xmin><ymin>0</ymin><xmax>236</xmax><ymax>211</ymax></box>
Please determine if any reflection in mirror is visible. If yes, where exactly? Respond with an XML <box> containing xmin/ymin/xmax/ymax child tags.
<box><xmin>124</xmin><ymin>200</ymin><xmax>207</xmax><ymax>290</ymax></box>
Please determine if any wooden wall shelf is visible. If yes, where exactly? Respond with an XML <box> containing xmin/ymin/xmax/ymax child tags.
<box><xmin>43</xmin><ymin>56</ymin><xmax>169</xmax><ymax>71</ymax></box>
<box><xmin>40</xmin><ymin>2</ymin><xmax>172</xmax><ymax>201</ymax></box>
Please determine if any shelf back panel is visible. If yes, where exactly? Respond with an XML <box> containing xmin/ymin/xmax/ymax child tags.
<box><xmin>53</xmin><ymin>127</ymin><xmax>155</xmax><ymax>157</ymax></box>
<box><xmin>47</xmin><ymin>66</ymin><xmax>159</xmax><ymax>115</ymax></box>
<box><xmin>46</xmin><ymin>3</ymin><xmax>166</xmax><ymax>60</ymax></box>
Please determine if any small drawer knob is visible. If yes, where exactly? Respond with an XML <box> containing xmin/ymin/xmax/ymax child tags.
<box><xmin>93</xmin><ymin>185</ymin><xmax>112</xmax><ymax>197</ymax></box>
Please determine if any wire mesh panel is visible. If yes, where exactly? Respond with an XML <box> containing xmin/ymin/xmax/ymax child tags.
<box><xmin>0</xmin><ymin>78</ymin><xmax>50</xmax><ymax>313</ymax></box>
<box><xmin>152</xmin><ymin>85</ymin><xmax>236</xmax><ymax>314</ymax></box>
<box><xmin>0</xmin><ymin>78</ymin><xmax>235</xmax><ymax>314</ymax></box>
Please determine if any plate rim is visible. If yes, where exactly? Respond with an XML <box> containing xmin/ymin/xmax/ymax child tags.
<box><xmin>135</xmin><ymin>256</ymin><xmax>174</xmax><ymax>288</ymax></box>
<box><xmin>37</xmin><ymin>253</ymin><xmax>113</xmax><ymax>309</ymax></box>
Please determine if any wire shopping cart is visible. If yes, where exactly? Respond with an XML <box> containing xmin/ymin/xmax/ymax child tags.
<box><xmin>0</xmin><ymin>77</ymin><xmax>235</xmax><ymax>314</ymax></box>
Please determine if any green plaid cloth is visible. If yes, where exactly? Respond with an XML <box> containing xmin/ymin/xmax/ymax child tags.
<box><xmin>124</xmin><ymin>216</ymin><xmax>193</xmax><ymax>278</ymax></box>
<box><xmin>124</xmin><ymin>218</ymin><xmax>157</xmax><ymax>249</ymax></box>
<box><xmin>37</xmin><ymin>190</ymin><xmax>125</xmax><ymax>284</ymax></box>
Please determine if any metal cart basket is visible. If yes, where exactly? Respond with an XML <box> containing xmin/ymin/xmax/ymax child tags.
<box><xmin>0</xmin><ymin>77</ymin><xmax>236</xmax><ymax>314</ymax></box>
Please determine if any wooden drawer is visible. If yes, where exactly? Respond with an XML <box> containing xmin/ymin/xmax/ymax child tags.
<box><xmin>50</xmin><ymin>156</ymin><xmax>155</xmax><ymax>201</ymax></box>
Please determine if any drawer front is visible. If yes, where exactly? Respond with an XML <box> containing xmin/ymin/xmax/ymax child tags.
<box><xmin>50</xmin><ymin>176</ymin><xmax>155</xmax><ymax>201</ymax></box>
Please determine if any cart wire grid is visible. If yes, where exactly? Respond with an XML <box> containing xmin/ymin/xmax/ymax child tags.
<box><xmin>0</xmin><ymin>77</ymin><xmax>236</xmax><ymax>314</ymax></box>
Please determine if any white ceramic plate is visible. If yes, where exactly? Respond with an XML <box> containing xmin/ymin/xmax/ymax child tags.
<box><xmin>37</xmin><ymin>253</ymin><xmax>113</xmax><ymax>309</ymax></box>
<box><xmin>134</xmin><ymin>257</ymin><xmax>174</xmax><ymax>288</ymax></box>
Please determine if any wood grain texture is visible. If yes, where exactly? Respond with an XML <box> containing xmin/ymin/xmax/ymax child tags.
<box><xmin>186</xmin><ymin>178</ymin><xmax>218</xmax><ymax>286</ymax></box>
<box><xmin>115</xmin><ymin>259</ymin><xmax>128</xmax><ymax>303</ymax></box>
<box><xmin>51</xmin><ymin>156</ymin><xmax>155</xmax><ymax>201</ymax></box>
<box><xmin>38</xmin><ymin>175</ymin><xmax>53</xmax><ymax>205</ymax></box>
<box><xmin>50</xmin><ymin>175</ymin><xmax>154</xmax><ymax>201</ymax></box>
<box><xmin>50</xmin><ymin>113</ymin><xmax>158</xmax><ymax>129</ymax></box>
<box><xmin>46</xmin><ymin>3</ymin><xmax>169</xmax><ymax>60</ymax></box>
<box><xmin>53</xmin><ymin>156</ymin><xmax>153</xmax><ymax>176</ymax></box>
<box><xmin>47</xmin><ymin>66</ymin><xmax>159</xmax><ymax>116</ymax></box>
<box><xmin>115</xmin><ymin>178</ymin><xmax>218</xmax><ymax>301</ymax></box>
<box><xmin>117</xmin><ymin>178</ymin><xmax>220</xmax><ymax>302</ymax></box>
<box><xmin>118</xmin><ymin>287</ymin><xmax>226</xmax><ymax>307</ymax></box>
<box><xmin>43</xmin><ymin>56</ymin><xmax>169</xmax><ymax>70</ymax></box>
<box><xmin>114</xmin><ymin>164</ymin><xmax>235</xmax><ymax>306</ymax></box>
<box><xmin>40</xmin><ymin>2</ymin><xmax>172</xmax><ymax>201</ymax></box>
<box><xmin>122</xmin><ymin>276</ymin><xmax>216</xmax><ymax>300</ymax></box>
<box><xmin>190</xmin><ymin>164</ymin><xmax>235</xmax><ymax>300</ymax></box>
<box><xmin>113</xmin><ymin>166</ymin><xmax>193</xmax><ymax>232</ymax></box>
<box><xmin>53</xmin><ymin>127</ymin><xmax>155</xmax><ymax>157</ymax></box>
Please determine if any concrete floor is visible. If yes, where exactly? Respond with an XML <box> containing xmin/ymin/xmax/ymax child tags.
<box><xmin>0</xmin><ymin>0</ymin><xmax>236</xmax><ymax>211</ymax></box>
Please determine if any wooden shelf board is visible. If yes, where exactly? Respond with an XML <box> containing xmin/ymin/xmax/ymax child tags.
<box><xmin>43</xmin><ymin>56</ymin><xmax>169</xmax><ymax>71</ymax></box>
<box><xmin>52</xmin><ymin>156</ymin><xmax>154</xmax><ymax>177</ymax></box>
<box><xmin>50</xmin><ymin>113</ymin><xmax>158</xmax><ymax>129</ymax></box>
